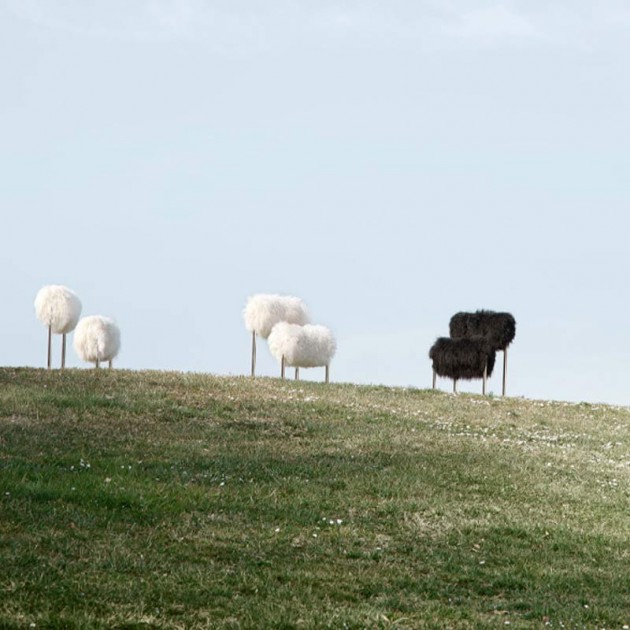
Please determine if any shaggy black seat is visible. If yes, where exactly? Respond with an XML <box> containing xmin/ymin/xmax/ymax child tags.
<box><xmin>429</xmin><ymin>336</ymin><xmax>496</xmax><ymax>381</ymax></box>
<box><xmin>449</xmin><ymin>310</ymin><xmax>516</xmax><ymax>351</ymax></box>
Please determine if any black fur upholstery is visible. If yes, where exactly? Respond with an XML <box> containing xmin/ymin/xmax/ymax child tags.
<box><xmin>429</xmin><ymin>337</ymin><xmax>496</xmax><ymax>380</ymax></box>
<box><xmin>449</xmin><ymin>310</ymin><xmax>516</xmax><ymax>351</ymax></box>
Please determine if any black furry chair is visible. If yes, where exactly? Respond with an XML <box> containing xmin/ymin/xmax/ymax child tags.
<box><xmin>429</xmin><ymin>337</ymin><xmax>496</xmax><ymax>394</ymax></box>
<box><xmin>449</xmin><ymin>310</ymin><xmax>515</xmax><ymax>351</ymax></box>
<box><xmin>448</xmin><ymin>310</ymin><xmax>515</xmax><ymax>395</ymax></box>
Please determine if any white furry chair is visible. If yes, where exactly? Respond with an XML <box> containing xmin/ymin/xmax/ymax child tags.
<box><xmin>34</xmin><ymin>285</ymin><xmax>82</xmax><ymax>369</ymax></box>
<box><xmin>268</xmin><ymin>322</ymin><xmax>336</xmax><ymax>383</ymax></box>
<box><xmin>243</xmin><ymin>294</ymin><xmax>310</xmax><ymax>376</ymax></box>
<box><xmin>73</xmin><ymin>316</ymin><xmax>121</xmax><ymax>368</ymax></box>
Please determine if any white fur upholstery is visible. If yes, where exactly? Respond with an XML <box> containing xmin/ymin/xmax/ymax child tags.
<box><xmin>34</xmin><ymin>285</ymin><xmax>82</xmax><ymax>334</ymax></box>
<box><xmin>73</xmin><ymin>316</ymin><xmax>121</xmax><ymax>364</ymax></box>
<box><xmin>243</xmin><ymin>294</ymin><xmax>310</xmax><ymax>339</ymax></box>
<box><xmin>268</xmin><ymin>322</ymin><xmax>336</xmax><ymax>368</ymax></box>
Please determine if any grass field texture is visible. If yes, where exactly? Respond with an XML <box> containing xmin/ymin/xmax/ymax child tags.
<box><xmin>1</xmin><ymin>368</ymin><xmax>629</xmax><ymax>629</ymax></box>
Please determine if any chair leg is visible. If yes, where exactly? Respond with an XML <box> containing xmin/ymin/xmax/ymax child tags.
<box><xmin>47</xmin><ymin>326</ymin><xmax>52</xmax><ymax>370</ymax></box>
<box><xmin>502</xmin><ymin>348</ymin><xmax>508</xmax><ymax>396</ymax></box>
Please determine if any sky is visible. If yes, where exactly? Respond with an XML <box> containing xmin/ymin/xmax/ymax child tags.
<box><xmin>2</xmin><ymin>1</ymin><xmax>630</xmax><ymax>404</ymax></box>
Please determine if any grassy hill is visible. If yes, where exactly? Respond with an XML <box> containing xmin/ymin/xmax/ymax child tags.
<box><xmin>1</xmin><ymin>368</ymin><xmax>629</xmax><ymax>629</ymax></box>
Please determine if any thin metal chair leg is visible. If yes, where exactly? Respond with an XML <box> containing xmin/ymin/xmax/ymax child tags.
<box><xmin>47</xmin><ymin>325</ymin><xmax>52</xmax><ymax>369</ymax></box>
<box><xmin>281</xmin><ymin>356</ymin><xmax>285</xmax><ymax>379</ymax></box>
<box><xmin>61</xmin><ymin>334</ymin><xmax>66</xmax><ymax>369</ymax></box>
<box><xmin>251</xmin><ymin>331</ymin><xmax>256</xmax><ymax>377</ymax></box>
<box><xmin>483</xmin><ymin>363</ymin><xmax>487</xmax><ymax>395</ymax></box>
<box><xmin>295</xmin><ymin>367</ymin><xmax>299</xmax><ymax>381</ymax></box>
<box><xmin>325</xmin><ymin>365</ymin><xmax>330</xmax><ymax>384</ymax></box>
<box><xmin>502</xmin><ymin>348</ymin><xmax>508</xmax><ymax>397</ymax></box>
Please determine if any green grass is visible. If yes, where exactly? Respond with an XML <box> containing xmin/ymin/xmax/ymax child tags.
<box><xmin>1</xmin><ymin>368</ymin><xmax>630</xmax><ymax>629</ymax></box>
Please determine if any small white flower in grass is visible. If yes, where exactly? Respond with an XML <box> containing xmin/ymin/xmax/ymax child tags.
<box><xmin>104</xmin><ymin>478</ymin><xmax>112</xmax><ymax>484</ymax></box>
<box><xmin>275</xmin><ymin>528</ymin><xmax>280</xmax><ymax>533</ymax></box>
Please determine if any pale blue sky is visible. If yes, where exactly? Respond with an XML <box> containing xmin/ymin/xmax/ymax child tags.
<box><xmin>2</xmin><ymin>1</ymin><xmax>629</xmax><ymax>404</ymax></box>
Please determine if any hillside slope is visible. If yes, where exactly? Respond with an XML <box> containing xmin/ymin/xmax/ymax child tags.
<box><xmin>1</xmin><ymin>368</ymin><xmax>629</xmax><ymax>629</ymax></box>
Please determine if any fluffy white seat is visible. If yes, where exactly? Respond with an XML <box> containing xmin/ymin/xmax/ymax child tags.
<box><xmin>243</xmin><ymin>294</ymin><xmax>310</xmax><ymax>339</ymax></box>
<box><xmin>73</xmin><ymin>316</ymin><xmax>121</xmax><ymax>366</ymax></box>
<box><xmin>34</xmin><ymin>285</ymin><xmax>82</xmax><ymax>334</ymax></box>
<box><xmin>268</xmin><ymin>322</ymin><xmax>336</xmax><ymax>368</ymax></box>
